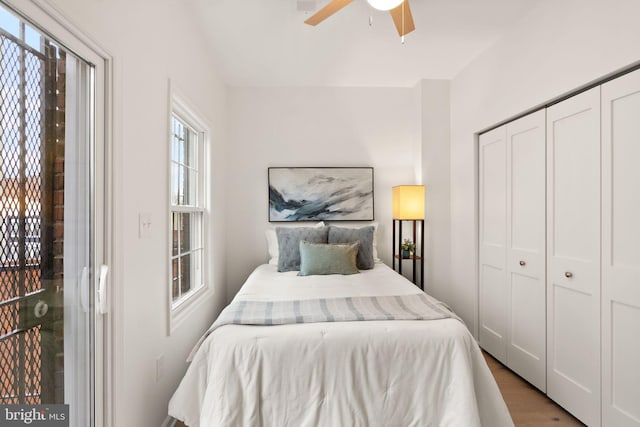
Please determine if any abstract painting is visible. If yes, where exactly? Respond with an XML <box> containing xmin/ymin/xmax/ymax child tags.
<box><xmin>268</xmin><ymin>167</ymin><xmax>374</xmax><ymax>222</ymax></box>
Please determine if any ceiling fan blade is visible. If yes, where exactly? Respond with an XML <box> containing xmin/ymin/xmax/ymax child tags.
<box><xmin>304</xmin><ymin>0</ymin><xmax>354</xmax><ymax>26</ymax></box>
<box><xmin>389</xmin><ymin>0</ymin><xmax>415</xmax><ymax>36</ymax></box>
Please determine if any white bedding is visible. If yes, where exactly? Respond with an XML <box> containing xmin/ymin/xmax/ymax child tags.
<box><xmin>169</xmin><ymin>264</ymin><xmax>513</xmax><ymax>427</ymax></box>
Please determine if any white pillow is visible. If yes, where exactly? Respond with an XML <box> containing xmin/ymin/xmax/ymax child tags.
<box><xmin>370</xmin><ymin>222</ymin><xmax>381</xmax><ymax>263</ymax></box>
<box><xmin>265</xmin><ymin>221</ymin><xmax>325</xmax><ymax>265</ymax></box>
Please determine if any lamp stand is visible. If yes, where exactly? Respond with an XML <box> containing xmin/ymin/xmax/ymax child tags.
<box><xmin>392</xmin><ymin>219</ymin><xmax>424</xmax><ymax>290</ymax></box>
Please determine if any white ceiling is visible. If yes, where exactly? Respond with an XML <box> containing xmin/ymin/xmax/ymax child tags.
<box><xmin>192</xmin><ymin>0</ymin><xmax>541</xmax><ymax>87</ymax></box>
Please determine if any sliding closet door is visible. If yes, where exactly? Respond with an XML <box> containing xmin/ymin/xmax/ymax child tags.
<box><xmin>478</xmin><ymin>126</ymin><xmax>507</xmax><ymax>363</ymax></box>
<box><xmin>546</xmin><ymin>87</ymin><xmax>601</xmax><ymax>427</ymax></box>
<box><xmin>505</xmin><ymin>110</ymin><xmax>546</xmax><ymax>392</ymax></box>
<box><xmin>601</xmin><ymin>69</ymin><xmax>640</xmax><ymax>427</ymax></box>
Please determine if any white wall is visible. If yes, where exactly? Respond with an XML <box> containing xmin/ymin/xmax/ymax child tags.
<box><xmin>226</xmin><ymin>86</ymin><xmax>421</xmax><ymax>297</ymax></box>
<box><xmin>449</xmin><ymin>0</ymin><xmax>640</xmax><ymax>335</ymax></box>
<box><xmin>41</xmin><ymin>1</ymin><xmax>228</xmax><ymax>426</ymax></box>
<box><xmin>29</xmin><ymin>0</ymin><xmax>640</xmax><ymax>423</ymax></box>
<box><xmin>419</xmin><ymin>80</ymin><xmax>451</xmax><ymax>303</ymax></box>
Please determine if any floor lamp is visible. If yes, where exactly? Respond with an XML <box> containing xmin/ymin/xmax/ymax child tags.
<box><xmin>391</xmin><ymin>185</ymin><xmax>425</xmax><ymax>289</ymax></box>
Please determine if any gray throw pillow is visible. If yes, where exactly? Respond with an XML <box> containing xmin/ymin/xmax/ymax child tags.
<box><xmin>298</xmin><ymin>241</ymin><xmax>359</xmax><ymax>276</ymax></box>
<box><xmin>327</xmin><ymin>225</ymin><xmax>375</xmax><ymax>269</ymax></box>
<box><xmin>276</xmin><ymin>226</ymin><xmax>329</xmax><ymax>272</ymax></box>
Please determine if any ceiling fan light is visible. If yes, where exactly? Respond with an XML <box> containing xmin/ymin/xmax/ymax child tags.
<box><xmin>367</xmin><ymin>0</ymin><xmax>404</xmax><ymax>11</ymax></box>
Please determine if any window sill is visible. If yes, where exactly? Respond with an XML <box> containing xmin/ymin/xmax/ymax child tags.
<box><xmin>168</xmin><ymin>284</ymin><xmax>214</xmax><ymax>336</ymax></box>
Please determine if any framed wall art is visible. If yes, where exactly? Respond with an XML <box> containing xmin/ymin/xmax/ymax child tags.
<box><xmin>268</xmin><ymin>167</ymin><xmax>374</xmax><ymax>222</ymax></box>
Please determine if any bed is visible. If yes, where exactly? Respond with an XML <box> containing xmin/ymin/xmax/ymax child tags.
<box><xmin>168</xmin><ymin>259</ymin><xmax>513</xmax><ymax>427</ymax></box>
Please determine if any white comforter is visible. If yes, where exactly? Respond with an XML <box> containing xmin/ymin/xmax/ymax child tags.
<box><xmin>169</xmin><ymin>264</ymin><xmax>513</xmax><ymax>427</ymax></box>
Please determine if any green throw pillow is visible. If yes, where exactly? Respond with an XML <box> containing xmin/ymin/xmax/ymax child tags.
<box><xmin>298</xmin><ymin>241</ymin><xmax>360</xmax><ymax>276</ymax></box>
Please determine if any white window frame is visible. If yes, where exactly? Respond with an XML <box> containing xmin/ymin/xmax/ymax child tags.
<box><xmin>168</xmin><ymin>84</ymin><xmax>212</xmax><ymax>333</ymax></box>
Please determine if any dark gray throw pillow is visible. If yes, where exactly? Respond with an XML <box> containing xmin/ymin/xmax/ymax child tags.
<box><xmin>276</xmin><ymin>226</ymin><xmax>329</xmax><ymax>272</ymax></box>
<box><xmin>327</xmin><ymin>225</ymin><xmax>375</xmax><ymax>270</ymax></box>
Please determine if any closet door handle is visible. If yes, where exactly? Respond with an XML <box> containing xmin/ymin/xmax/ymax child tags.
<box><xmin>519</xmin><ymin>260</ymin><xmax>526</xmax><ymax>266</ymax></box>
<box><xmin>564</xmin><ymin>271</ymin><xmax>573</xmax><ymax>278</ymax></box>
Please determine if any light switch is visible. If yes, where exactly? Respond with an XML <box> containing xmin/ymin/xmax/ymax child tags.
<box><xmin>156</xmin><ymin>354</ymin><xmax>164</xmax><ymax>382</ymax></box>
<box><xmin>139</xmin><ymin>213</ymin><xmax>152</xmax><ymax>238</ymax></box>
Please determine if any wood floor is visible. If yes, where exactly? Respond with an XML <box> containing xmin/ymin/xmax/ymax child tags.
<box><xmin>483</xmin><ymin>351</ymin><xmax>585</xmax><ymax>427</ymax></box>
<box><xmin>175</xmin><ymin>352</ymin><xmax>585</xmax><ymax>427</ymax></box>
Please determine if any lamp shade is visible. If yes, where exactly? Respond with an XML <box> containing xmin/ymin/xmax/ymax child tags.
<box><xmin>392</xmin><ymin>185</ymin><xmax>425</xmax><ymax>220</ymax></box>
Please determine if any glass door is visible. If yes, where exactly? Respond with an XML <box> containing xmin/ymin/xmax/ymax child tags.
<box><xmin>0</xmin><ymin>3</ymin><xmax>96</xmax><ymax>426</ymax></box>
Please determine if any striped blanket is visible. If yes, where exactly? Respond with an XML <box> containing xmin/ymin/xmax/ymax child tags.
<box><xmin>188</xmin><ymin>293</ymin><xmax>460</xmax><ymax>361</ymax></box>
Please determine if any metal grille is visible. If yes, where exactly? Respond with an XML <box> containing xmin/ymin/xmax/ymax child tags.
<box><xmin>0</xmin><ymin>333</ymin><xmax>18</xmax><ymax>403</ymax></box>
<box><xmin>0</xmin><ymin>327</ymin><xmax>42</xmax><ymax>404</ymax></box>
<box><xmin>23</xmin><ymin>326</ymin><xmax>42</xmax><ymax>403</ymax></box>
<box><xmin>0</xmin><ymin>21</ymin><xmax>58</xmax><ymax>404</ymax></box>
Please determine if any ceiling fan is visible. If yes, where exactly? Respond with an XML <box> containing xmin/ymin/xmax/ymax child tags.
<box><xmin>304</xmin><ymin>0</ymin><xmax>415</xmax><ymax>37</ymax></box>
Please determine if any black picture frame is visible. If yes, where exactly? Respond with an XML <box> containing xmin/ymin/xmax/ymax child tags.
<box><xmin>268</xmin><ymin>167</ymin><xmax>374</xmax><ymax>222</ymax></box>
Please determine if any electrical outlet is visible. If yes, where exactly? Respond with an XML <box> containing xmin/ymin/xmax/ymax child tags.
<box><xmin>156</xmin><ymin>354</ymin><xmax>164</xmax><ymax>382</ymax></box>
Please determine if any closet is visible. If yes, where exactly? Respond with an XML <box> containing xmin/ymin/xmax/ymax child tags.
<box><xmin>479</xmin><ymin>110</ymin><xmax>546</xmax><ymax>392</ymax></box>
<box><xmin>479</xmin><ymin>68</ymin><xmax>640</xmax><ymax>427</ymax></box>
<box><xmin>600</xmin><ymin>71</ymin><xmax>640</xmax><ymax>427</ymax></box>
<box><xmin>546</xmin><ymin>87</ymin><xmax>600</xmax><ymax>426</ymax></box>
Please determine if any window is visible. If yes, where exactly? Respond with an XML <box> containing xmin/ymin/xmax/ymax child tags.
<box><xmin>169</xmin><ymin>107</ymin><xmax>207</xmax><ymax>309</ymax></box>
